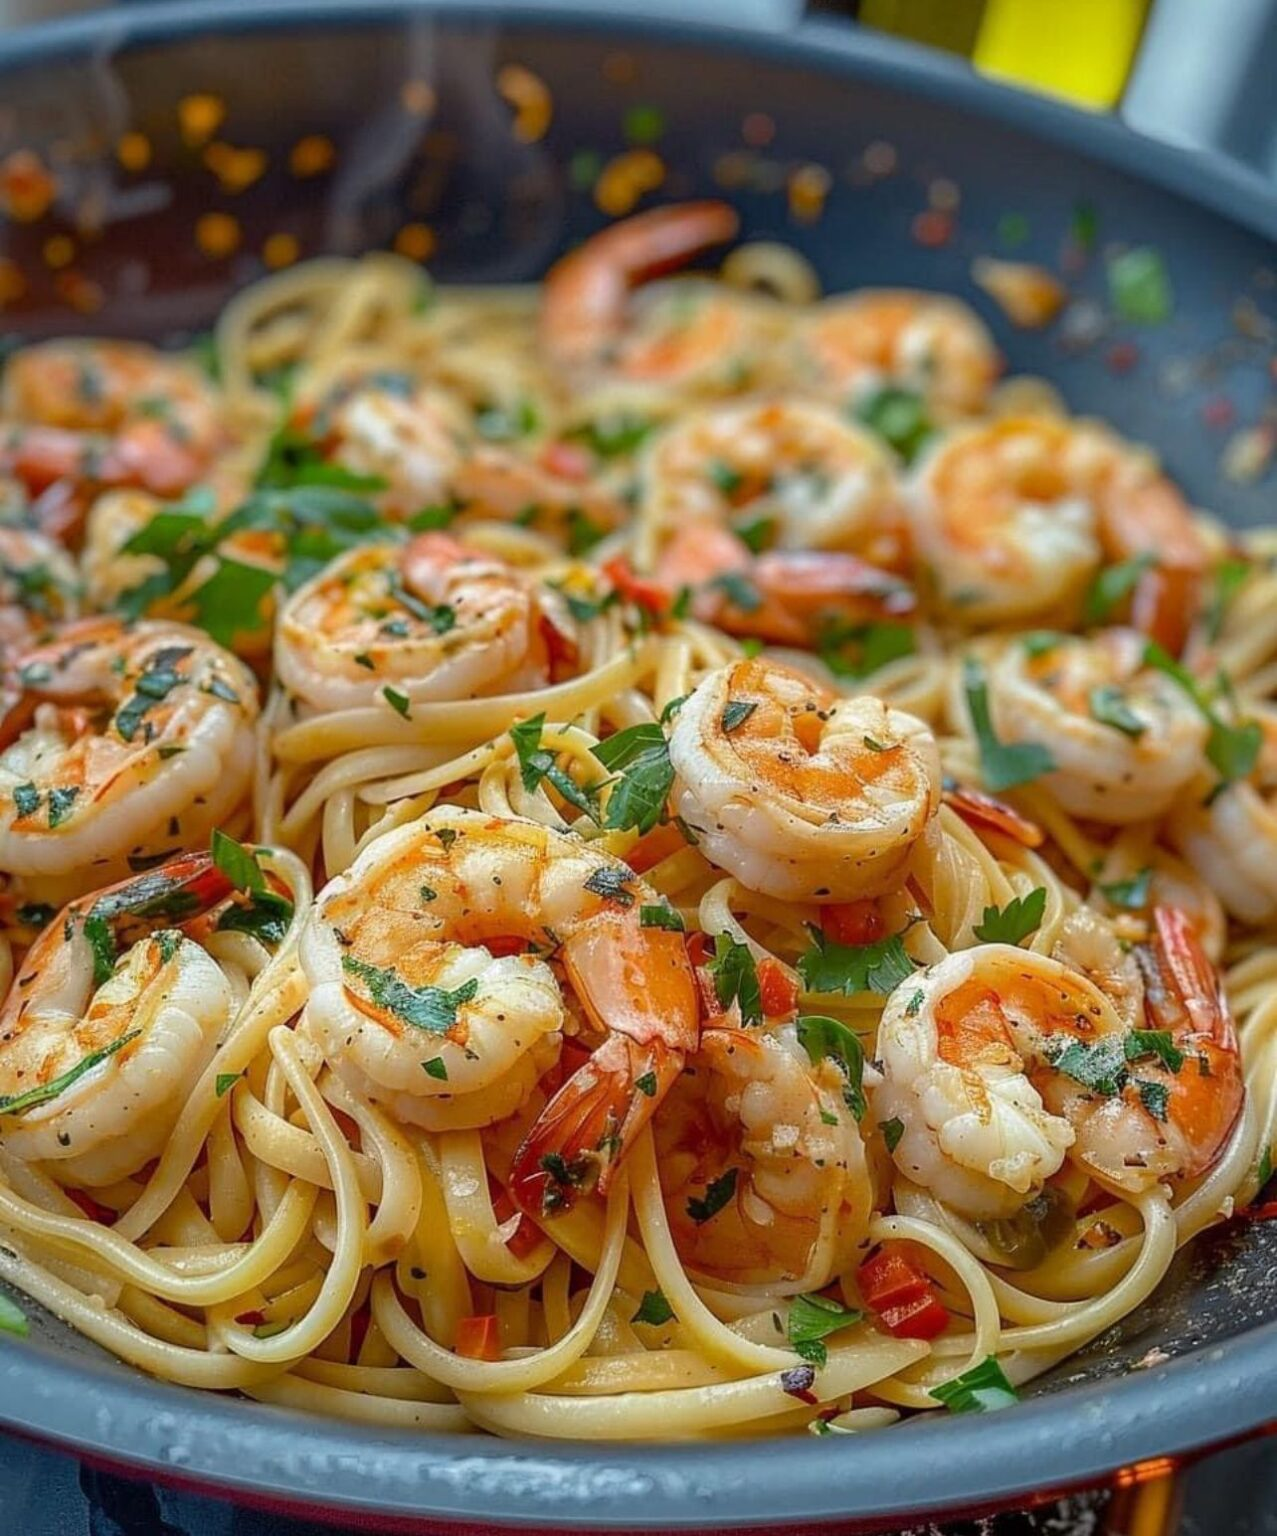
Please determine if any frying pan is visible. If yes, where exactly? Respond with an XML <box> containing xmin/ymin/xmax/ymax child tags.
<box><xmin>0</xmin><ymin>3</ymin><xmax>1275</xmax><ymax>1529</ymax></box>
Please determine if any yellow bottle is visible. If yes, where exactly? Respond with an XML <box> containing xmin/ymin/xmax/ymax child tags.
<box><xmin>973</xmin><ymin>0</ymin><xmax>1151</xmax><ymax>111</ymax></box>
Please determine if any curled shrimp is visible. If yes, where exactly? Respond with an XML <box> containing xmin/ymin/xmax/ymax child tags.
<box><xmin>875</xmin><ymin>907</ymin><xmax>1243</xmax><ymax>1221</ymax></box>
<box><xmin>0</xmin><ymin>618</ymin><xmax>258</xmax><ymax>905</ymax></box>
<box><xmin>641</xmin><ymin>398</ymin><xmax>903</xmax><ymax>557</ymax></box>
<box><xmin>910</xmin><ymin>417</ymin><xmax>1210</xmax><ymax>641</ymax></box>
<box><xmin>274</xmin><ymin>533</ymin><xmax>570</xmax><ymax>715</ymax></box>
<box><xmin>0</xmin><ymin>851</ymin><xmax>265</xmax><ymax>1185</ymax></box>
<box><xmin>541</xmin><ymin>201</ymin><xmax>765</xmax><ymax>389</ymax></box>
<box><xmin>792</xmin><ymin>290</ymin><xmax>1001</xmax><ymax>418</ymax></box>
<box><xmin>655</xmin><ymin>1021</ymin><xmax>876</xmax><ymax>1290</ymax></box>
<box><xmin>668</xmin><ymin>657</ymin><xmax>941</xmax><ymax>901</ymax></box>
<box><xmin>0</xmin><ymin>523</ymin><xmax>80</xmax><ymax>648</ymax></box>
<box><xmin>1170</xmin><ymin>705</ymin><xmax>1277</xmax><ymax>923</ymax></box>
<box><xmin>652</xmin><ymin>521</ymin><xmax>915</xmax><ymax>648</ymax></box>
<box><xmin>970</xmin><ymin>630</ymin><xmax>1209</xmax><ymax>823</ymax></box>
<box><xmin>0</xmin><ymin>340</ymin><xmax>223</xmax><ymax>529</ymax></box>
<box><xmin>301</xmin><ymin>807</ymin><xmax>697</xmax><ymax>1210</ymax></box>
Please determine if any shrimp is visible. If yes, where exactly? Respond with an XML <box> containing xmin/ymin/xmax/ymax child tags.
<box><xmin>792</xmin><ymin>290</ymin><xmax>1001</xmax><ymax>418</ymax></box>
<box><xmin>274</xmin><ymin>533</ymin><xmax>567</xmax><ymax>714</ymax></box>
<box><xmin>0</xmin><ymin>523</ymin><xmax>80</xmax><ymax>649</ymax></box>
<box><xmin>300</xmin><ymin>807</ymin><xmax>698</xmax><ymax>1211</ymax></box>
<box><xmin>668</xmin><ymin>657</ymin><xmax>941</xmax><ymax>901</ymax></box>
<box><xmin>541</xmin><ymin>201</ymin><xmax>772</xmax><ymax>392</ymax></box>
<box><xmin>309</xmin><ymin>375</ymin><xmax>471</xmax><ymax>518</ymax></box>
<box><xmin>875</xmin><ymin>907</ymin><xmax>1243</xmax><ymax>1220</ymax></box>
<box><xmin>641</xmin><ymin>398</ymin><xmax>904</xmax><ymax>558</ymax></box>
<box><xmin>0</xmin><ymin>618</ymin><xmax>258</xmax><ymax>905</ymax></box>
<box><xmin>973</xmin><ymin>630</ymin><xmax>1208</xmax><ymax>823</ymax></box>
<box><xmin>0</xmin><ymin>341</ymin><xmax>223</xmax><ymax>527</ymax></box>
<box><xmin>655</xmin><ymin>1021</ymin><xmax>875</xmax><ymax>1289</ymax></box>
<box><xmin>653</xmin><ymin>522</ymin><xmax>915</xmax><ymax>649</ymax></box>
<box><xmin>909</xmin><ymin>418</ymin><xmax>1210</xmax><ymax>641</ymax></box>
<box><xmin>0</xmin><ymin>853</ymin><xmax>243</xmax><ymax>1185</ymax></box>
<box><xmin>1169</xmin><ymin>705</ymin><xmax>1277</xmax><ymax>924</ymax></box>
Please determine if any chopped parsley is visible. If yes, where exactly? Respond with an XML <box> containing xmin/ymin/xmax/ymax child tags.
<box><xmin>1205</xmin><ymin>558</ymin><xmax>1250</xmax><ymax>642</ymax></box>
<box><xmin>854</xmin><ymin>386</ymin><xmax>933</xmax><ymax>464</ymax></box>
<box><xmin>1107</xmin><ymin>246</ymin><xmax>1173</xmax><ymax>326</ymax></box>
<box><xmin>796</xmin><ymin>1014</ymin><xmax>867</xmax><ymax>1121</ymax></box>
<box><xmin>215</xmin><ymin>1072</ymin><xmax>243</xmax><ymax>1098</ymax></box>
<box><xmin>566</xmin><ymin>413</ymin><xmax>654</xmax><ymax>459</ymax></box>
<box><xmin>930</xmin><ymin>1357</ymin><xmax>1020</xmax><ymax>1414</ymax></box>
<box><xmin>798</xmin><ymin>925</ymin><xmax>916</xmax><ymax>997</ymax></box>
<box><xmin>706</xmin><ymin>933</ymin><xmax>762</xmax><ymax>1026</ymax></box>
<box><xmin>963</xmin><ymin>658</ymin><xmax>1056</xmax><ymax>791</ymax></box>
<box><xmin>709</xmin><ymin>571</ymin><xmax>761</xmax><ymax>614</ymax></box>
<box><xmin>632</xmin><ymin>1288</ymin><xmax>675</xmax><ymax>1327</ymax></box>
<box><xmin>635</xmin><ymin>1071</ymin><xmax>658</xmax><ymax>1097</ymax></box>
<box><xmin>590</xmin><ymin>723</ymin><xmax>674</xmax><ymax>836</ymax></box>
<box><xmin>1089</xmin><ymin>685</ymin><xmax>1146</xmax><ymax>739</ymax></box>
<box><xmin>1098</xmin><ymin>868</ymin><xmax>1152</xmax><ymax>910</ymax></box>
<box><xmin>972</xmin><ymin>887</ymin><xmax>1046</xmax><ymax>946</ymax></box>
<box><xmin>582</xmin><ymin>866</ymin><xmax>637</xmax><ymax>908</ymax></box>
<box><xmin>0</xmin><ymin>1293</ymin><xmax>27</xmax><ymax>1337</ymax></box>
<box><xmin>383</xmin><ymin>686</ymin><xmax>412</xmax><ymax>720</ymax></box>
<box><xmin>787</xmin><ymin>1292</ymin><xmax>862</xmax><ymax>1368</ymax></box>
<box><xmin>1143</xmin><ymin>642</ymin><xmax>1261</xmax><ymax>785</ymax></box>
<box><xmin>686</xmin><ymin>1167</ymin><xmax>738</xmax><ymax>1225</ymax></box>
<box><xmin>508</xmin><ymin>714</ymin><xmax>599</xmax><ymax>821</ymax></box>
<box><xmin>639</xmin><ymin>903</ymin><xmax>684</xmax><ymax>932</ymax></box>
<box><xmin>1083</xmin><ymin>555</ymin><xmax>1153</xmax><ymax>626</ymax></box>
<box><xmin>880</xmin><ymin>1117</ymin><xmax>905</xmax><ymax>1154</ymax></box>
<box><xmin>720</xmin><ymin>699</ymin><xmax>758</xmax><ymax>733</ymax></box>
<box><xmin>0</xmin><ymin>1030</ymin><xmax>140</xmax><ymax>1117</ymax></box>
<box><xmin>341</xmin><ymin>956</ymin><xmax>478</xmax><ymax>1034</ymax></box>
<box><xmin>422</xmin><ymin>1057</ymin><xmax>449</xmax><ymax>1081</ymax></box>
<box><xmin>12</xmin><ymin>782</ymin><xmax>40</xmax><ymax>819</ymax></box>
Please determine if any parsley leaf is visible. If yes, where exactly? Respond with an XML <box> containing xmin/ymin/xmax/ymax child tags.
<box><xmin>1107</xmin><ymin>246</ymin><xmax>1173</xmax><ymax>326</ymax></box>
<box><xmin>1125</xmin><ymin>1029</ymin><xmax>1184</xmax><ymax>1074</ymax></box>
<box><xmin>508</xmin><ymin>714</ymin><xmax>599</xmax><ymax>821</ymax></box>
<box><xmin>686</xmin><ymin>1167</ymin><xmax>738</xmax><ymax>1225</ymax></box>
<box><xmin>706</xmin><ymin>933</ymin><xmax>762</xmax><ymax>1026</ymax></box>
<box><xmin>583</xmin><ymin>866</ymin><xmax>637</xmax><ymax>908</ymax></box>
<box><xmin>854</xmin><ymin>386</ymin><xmax>933</xmax><ymax>464</ymax></box>
<box><xmin>341</xmin><ymin>956</ymin><xmax>477</xmax><ymax>1034</ymax></box>
<box><xmin>567</xmin><ymin>412</ymin><xmax>654</xmax><ymax>459</ymax></box>
<box><xmin>590</xmin><ymin>723</ymin><xmax>674</xmax><ymax>836</ymax></box>
<box><xmin>963</xmin><ymin>658</ymin><xmax>1056</xmax><ymax>791</ymax></box>
<box><xmin>211</xmin><ymin>828</ymin><xmax>268</xmax><ymax>893</ymax></box>
<box><xmin>1089</xmin><ymin>685</ymin><xmax>1146</xmax><ymax>739</ymax></box>
<box><xmin>798</xmin><ymin>926</ymin><xmax>916</xmax><ymax>997</ymax></box>
<box><xmin>1098</xmin><ymin>868</ymin><xmax>1152</xmax><ymax>910</ymax></box>
<box><xmin>422</xmin><ymin>1057</ymin><xmax>449</xmax><ymax>1081</ymax></box>
<box><xmin>632</xmin><ymin>1288</ymin><xmax>676</xmax><ymax>1327</ymax></box>
<box><xmin>11</xmin><ymin>782</ymin><xmax>40</xmax><ymax>819</ymax></box>
<box><xmin>1083</xmin><ymin>555</ymin><xmax>1154</xmax><ymax>625</ymax></box>
<box><xmin>796</xmin><ymin>1014</ymin><xmax>867</xmax><ymax>1120</ymax></box>
<box><xmin>0</xmin><ymin>1030</ymin><xmax>141</xmax><ymax>1117</ymax></box>
<box><xmin>972</xmin><ymin>887</ymin><xmax>1046</xmax><ymax>946</ymax></box>
<box><xmin>720</xmin><ymin>699</ymin><xmax>757</xmax><ymax>733</ymax></box>
<box><xmin>1206</xmin><ymin>558</ymin><xmax>1250</xmax><ymax>642</ymax></box>
<box><xmin>818</xmin><ymin>620</ymin><xmax>915</xmax><ymax>681</ymax></box>
<box><xmin>1143</xmin><ymin>642</ymin><xmax>1261</xmax><ymax>784</ymax></box>
<box><xmin>930</xmin><ymin>1356</ymin><xmax>1019</xmax><ymax>1414</ymax></box>
<box><xmin>383</xmin><ymin>686</ymin><xmax>412</xmax><ymax>719</ymax></box>
<box><xmin>639</xmin><ymin>903</ymin><xmax>684</xmax><ymax>932</ymax></box>
<box><xmin>787</xmin><ymin>1293</ymin><xmax>862</xmax><ymax>1369</ymax></box>
<box><xmin>215</xmin><ymin>1072</ymin><xmax>243</xmax><ymax>1098</ymax></box>
<box><xmin>1135</xmin><ymin>1078</ymin><xmax>1170</xmax><ymax>1122</ymax></box>
<box><xmin>1044</xmin><ymin>1034</ymin><xmax>1128</xmax><ymax>1096</ymax></box>
<box><xmin>880</xmin><ymin>1116</ymin><xmax>905</xmax><ymax>1153</ymax></box>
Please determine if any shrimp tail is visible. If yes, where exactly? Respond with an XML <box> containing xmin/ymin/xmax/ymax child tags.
<box><xmin>943</xmin><ymin>781</ymin><xmax>1045</xmax><ymax>848</ymax></box>
<box><xmin>1146</xmin><ymin>904</ymin><xmax>1232</xmax><ymax>1043</ymax></box>
<box><xmin>509</xmin><ymin>1036</ymin><xmax>683</xmax><ymax>1218</ymax></box>
<box><xmin>86</xmin><ymin>851</ymin><xmax>236</xmax><ymax>934</ymax></box>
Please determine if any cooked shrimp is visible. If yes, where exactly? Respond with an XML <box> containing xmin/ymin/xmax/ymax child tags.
<box><xmin>449</xmin><ymin>445</ymin><xmax>627</xmax><ymax>543</ymax></box>
<box><xmin>0</xmin><ymin>852</ymin><xmax>244</xmax><ymax>1185</ymax></box>
<box><xmin>974</xmin><ymin>629</ymin><xmax>1208</xmax><ymax>823</ymax></box>
<box><xmin>1169</xmin><ymin>705</ymin><xmax>1277</xmax><ymax>924</ymax></box>
<box><xmin>656</xmin><ymin>1021</ymin><xmax>875</xmax><ymax>1289</ymax></box>
<box><xmin>0</xmin><ymin>340</ymin><xmax>223</xmax><ymax>518</ymax></box>
<box><xmin>668</xmin><ymin>657</ymin><xmax>941</xmax><ymax>901</ymax></box>
<box><xmin>641</xmin><ymin>398</ymin><xmax>903</xmax><ymax>556</ymax></box>
<box><xmin>875</xmin><ymin>908</ymin><xmax>1243</xmax><ymax>1220</ymax></box>
<box><xmin>301</xmin><ymin>807</ymin><xmax>698</xmax><ymax>1211</ymax></box>
<box><xmin>541</xmin><ymin>202</ymin><xmax>771</xmax><ymax>391</ymax></box>
<box><xmin>653</xmin><ymin>522</ymin><xmax>915</xmax><ymax>649</ymax></box>
<box><xmin>909</xmin><ymin>418</ymin><xmax>1209</xmax><ymax>640</ymax></box>
<box><xmin>792</xmin><ymin>290</ymin><xmax>1001</xmax><ymax>418</ymax></box>
<box><xmin>0</xmin><ymin>523</ymin><xmax>80</xmax><ymax>648</ymax></box>
<box><xmin>311</xmin><ymin>376</ymin><xmax>471</xmax><ymax>518</ymax></box>
<box><xmin>275</xmin><ymin>533</ymin><xmax>565</xmax><ymax>714</ymax></box>
<box><xmin>0</xmin><ymin>618</ymin><xmax>258</xmax><ymax>905</ymax></box>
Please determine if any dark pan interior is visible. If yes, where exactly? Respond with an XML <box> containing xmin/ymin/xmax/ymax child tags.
<box><xmin>0</xmin><ymin>4</ymin><xmax>1275</xmax><ymax>1529</ymax></box>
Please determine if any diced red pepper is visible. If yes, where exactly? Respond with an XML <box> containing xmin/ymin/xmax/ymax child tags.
<box><xmin>484</xmin><ymin>934</ymin><xmax>529</xmax><ymax>958</ymax></box>
<box><xmin>1243</xmin><ymin>1201</ymin><xmax>1277</xmax><ymax>1223</ymax></box>
<box><xmin>455</xmin><ymin>1313</ymin><xmax>502</xmax><ymax>1361</ymax></box>
<box><xmin>686</xmin><ymin>931</ymin><xmax>713</xmax><ymax>967</ymax></box>
<box><xmin>820</xmin><ymin>900</ymin><xmax>884</xmax><ymax>947</ymax></box>
<box><xmin>758</xmin><ymin>956</ymin><xmax>799</xmax><ymax>1018</ymax></box>
<box><xmin>876</xmin><ymin>1290</ymin><xmax>950</xmax><ymax>1341</ymax></box>
<box><xmin>602</xmin><ymin>556</ymin><xmax>671</xmax><ymax>618</ymax></box>
<box><xmin>66</xmin><ymin>1186</ymin><xmax>116</xmax><ymax>1226</ymax></box>
<box><xmin>492</xmin><ymin>1188</ymin><xmax>545</xmax><ymax>1260</ymax></box>
<box><xmin>626</xmin><ymin>821</ymin><xmax>687</xmax><ymax>874</ymax></box>
<box><xmin>857</xmin><ymin>1244</ymin><xmax>949</xmax><ymax>1340</ymax></box>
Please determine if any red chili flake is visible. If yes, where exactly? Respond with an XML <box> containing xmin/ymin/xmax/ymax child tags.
<box><xmin>1202</xmin><ymin>396</ymin><xmax>1236</xmax><ymax>429</ymax></box>
<box><xmin>66</xmin><ymin>1187</ymin><xmax>115</xmax><ymax>1225</ymax></box>
<box><xmin>780</xmin><ymin>1364</ymin><xmax>818</xmax><ymax>1403</ymax></box>
<box><xmin>234</xmin><ymin>1309</ymin><xmax>267</xmax><ymax>1327</ymax></box>
<box><xmin>1106</xmin><ymin>342</ymin><xmax>1139</xmax><ymax>375</ymax></box>
<box><xmin>911</xmin><ymin>210</ymin><xmax>953</xmax><ymax>249</ymax></box>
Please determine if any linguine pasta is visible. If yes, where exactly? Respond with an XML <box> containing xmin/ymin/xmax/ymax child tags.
<box><xmin>0</xmin><ymin>202</ymin><xmax>1271</xmax><ymax>1444</ymax></box>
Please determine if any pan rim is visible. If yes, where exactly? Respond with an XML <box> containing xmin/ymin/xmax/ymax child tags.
<box><xmin>0</xmin><ymin>2</ymin><xmax>1274</xmax><ymax>1525</ymax></box>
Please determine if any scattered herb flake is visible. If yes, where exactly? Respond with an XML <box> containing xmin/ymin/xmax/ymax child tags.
<box><xmin>972</xmin><ymin>887</ymin><xmax>1047</xmax><ymax>945</ymax></box>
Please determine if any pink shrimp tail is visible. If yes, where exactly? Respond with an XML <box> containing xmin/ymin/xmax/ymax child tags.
<box><xmin>509</xmin><ymin>1035</ymin><xmax>683</xmax><ymax>1218</ymax></box>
